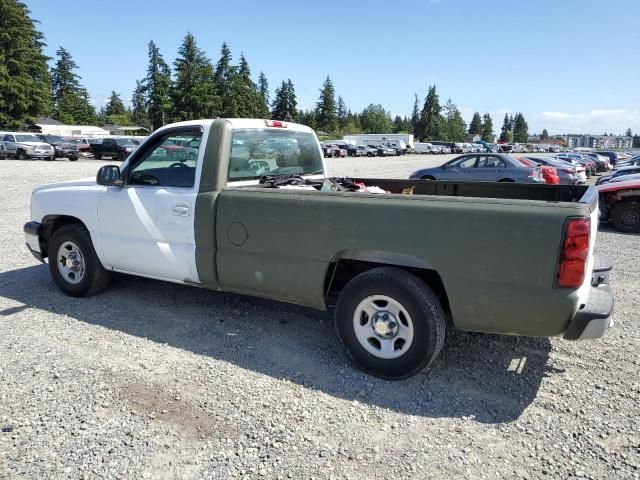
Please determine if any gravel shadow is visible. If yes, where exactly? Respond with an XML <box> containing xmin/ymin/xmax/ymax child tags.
<box><xmin>0</xmin><ymin>265</ymin><xmax>554</xmax><ymax>424</ymax></box>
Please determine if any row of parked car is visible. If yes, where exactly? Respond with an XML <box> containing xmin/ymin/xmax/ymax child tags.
<box><xmin>320</xmin><ymin>141</ymin><xmax>406</xmax><ymax>158</ymax></box>
<box><xmin>0</xmin><ymin>132</ymin><xmax>149</xmax><ymax>161</ymax></box>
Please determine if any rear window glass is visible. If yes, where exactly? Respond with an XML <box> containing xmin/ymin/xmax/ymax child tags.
<box><xmin>228</xmin><ymin>129</ymin><xmax>323</xmax><ymax>181</ymax></box>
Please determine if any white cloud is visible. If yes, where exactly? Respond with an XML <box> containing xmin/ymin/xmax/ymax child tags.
<box><xmin>533</xmin><ymin>109</ymin><xmax>638</xmax><ymax>134</ymax></box>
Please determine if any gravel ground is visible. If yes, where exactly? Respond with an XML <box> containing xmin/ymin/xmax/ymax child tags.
<box><xmin>1</xmin><ymin>156</ymin><xmax>639</xmax><ymax>480</ymax></box>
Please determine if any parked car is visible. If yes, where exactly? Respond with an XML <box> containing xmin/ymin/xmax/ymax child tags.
<box><xmin>524</xmin><ymin>156</ymin><xmax>585</xmax><ymax>185</ymax></box>
<box><xmin>583</xmin><ymin>152</ymin><xmax>610</xmax><ymax>172</ymax></box>
<box><xmin>598</xmin><ymin>178</ymin><xmax>640</xmax><ymax>232</ymax></box>
<box><xmin>1</xmin><ymin>132</ymin><xmax>55</xmax><ymax>160</ymax></box>
<box><xmin>517</xmin><ymin>157</ymin><xmax>559</xmax><ymax>184</ymax></box>
<box><xmin>414</xmin><ymin>143</ymin><xmax>438</xmax><ymax>154</ymax></box>
<box><xmin>324</xmin><ymin>144</ymin><xmax>347</xmax><ymax>158</ymax></box>
<box><xmin>595</xmin><ymin>151</ymin><xmax>619</xmax><ymax>166</ymax></box>
<box><xmin>354</xmin><ymin>145</ymin><xmax>377</xmax><ymax>157</ymax></box>
<box><xmin>409</xmin><ymin>153</ymin><xmax>545</xmax><ymax>183</ymax></box>
<box><xmin>65</xmin><ymin>137</ymin><xmax>92</xmax><ymax>157</ymax></box>
<box><xmin>368</xmin><ymin>144</ymin><xmax>395</xmax><ymax>157</ymax></box>
<box><xmin>23</xmin><ymin>118</ymin><xmax>613</xmax><ymax>380</ymax></box>
<box><xmin>36</xmin><ymin>134</ymin><xmax>79</xmax><ymax>161</ymax></box>
<box><xmin>90</xmin><ymin>137</ymin><xmax>138</xmax><ymax>160</ymax></box>
<box><xmin>556</xmin><ymin>153</ymin><xmax>595</xmax><ymax>177</ymax></box>
<box><xmin>595</xmin><ymin>165</ymin><xmax>640</xmax><ymax>185</ymax></box>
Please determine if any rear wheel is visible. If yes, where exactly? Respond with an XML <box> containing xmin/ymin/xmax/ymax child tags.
<box><xmin>94</xmin><ymin>153</ymin><xmax>102</xmax><ymax>160</ymax></box>
<box><xmin>499</xmin><ymin>178</ymin><xmax>515</xmax><ymax>182</ymax></box>
<box><xmin>610</xmin><ymin>201</ymin><xmax>640</xmax><ymax>233</ymax></box>
<box><xmin>335</xmin><ymin>267</ymin><xmax>446</xmax><ymax>379</ymax></box>
<box><xmin>48</xmin><ymin>224</ymin><xmax>111</xmax><ymax>297</ymax></box>
<box><xmin>68</xmin><ymin>156</ymin><xmax>78</xmax><ymax>162</ymax></box>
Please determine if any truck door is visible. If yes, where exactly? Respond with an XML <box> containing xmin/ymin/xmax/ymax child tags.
<box><xmin>96</xmin><ymin>127</ymin><xmax>204</xmax><ymax>282</ymax></box>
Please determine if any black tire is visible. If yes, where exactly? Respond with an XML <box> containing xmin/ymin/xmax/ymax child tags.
<box><xmin>499</xmin><ymin>178</ymin><xmax>515</xmax><ymax>182</ymax></box>
<box><xmin>421</xmin><ymin>175</ymin><xmax>436</xmax><ymax>180</ymax></box>
<box><xmin>48</xmin><ymin>224</ymin><xmax>111</xmax><ymax>297</ymax></box>
<box><xmin>17</xmin><ymin>150</ymin><xmax>29</xmax><ymax>160</ymax></box>
<box><xmin>610</xmin><ymin>201</ymin><xmax>640</xmax><ymax>233</ymax></box>
<box><xmin>335</xmin><ymin>267</ymin><xmax>446</xmax><ymax>380</ymax></box>
<box><xmin>68</xmin><ymin>156</ymin><xmax>78</xmax><ymax>162</ymax></box>
<box><xmin>46</xmin><ymin>156</ymin><xmax>54</xmax><ymax>161</ymax></box>
<box><xmin>117</xmin><ymin>151</ymin><xmax>125</xmax><ymax>162</ymax></box>
<box><xmin>94</xmin><ymin>153</ymin><xmax>102</xmax><ymax>160</ymax></box>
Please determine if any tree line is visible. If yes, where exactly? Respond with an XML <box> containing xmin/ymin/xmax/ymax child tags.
<box><xmin>1</xmin><ymin>0</ymin><xmax>533</xmax><ymax>144</ymax></box>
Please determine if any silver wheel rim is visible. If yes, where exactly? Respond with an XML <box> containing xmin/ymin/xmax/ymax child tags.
<box><xmin>352</xmin><ymin>295</ymin><xmax>414</xmax><ymax>359</ymax></box>
<box><xmin>57</xmin><ymin>241</ymin><xmax>86</xmax><ymax>285</ymax></box>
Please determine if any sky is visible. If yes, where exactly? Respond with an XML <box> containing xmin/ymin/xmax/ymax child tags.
<box><xmin>26</xmin><ymin>0</ymin><xmax>640</xmax><ymax>135</ymax></box>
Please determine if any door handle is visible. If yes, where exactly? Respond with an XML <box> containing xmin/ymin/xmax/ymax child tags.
<box><xmin>171</xmin><ymin>204</ymin><xmax>191</xmax><ymax>216</ymax></box>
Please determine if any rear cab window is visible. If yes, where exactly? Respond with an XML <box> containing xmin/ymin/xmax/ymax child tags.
<box><xmin>228</xmin><ymin>129</ymin><xmax>324</xmax><ymax>182</ymax></box>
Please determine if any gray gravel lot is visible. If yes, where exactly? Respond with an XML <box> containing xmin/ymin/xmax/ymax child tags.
<box><xmin>1</xmin><ymin>156</ymin><xmax>639</xmax><ymax>479</ymax></box>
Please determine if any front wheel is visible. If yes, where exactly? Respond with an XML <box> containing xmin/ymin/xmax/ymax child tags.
<box><xmin>68</xmin><ymin>156</ymin><xmax>78</xmax><ymax>162</ymax></box>
<box><xmin>48</xmin><ymin>224</ymin><xmax>111</xmax><ymax>297</ymax></box>
<box><xmin>421</xmin><ymin>175</ymin><xmax>435</xmax><ymax>180</ymax></box>
<box><xmin>610</xmin><ymin>201</ymin><xmax>640</xmax><ymax>233</ymax></box>
<box><xmin>17</xmin><ymin>150</ymin><xmax>29</xmax><ymax>160</ymax></box>
<box><xmin>335</xmin><ymin>267</ymin><xmax>446</xmax><ymax>379</ymax></box>
<box><xmin>94</xmin><ymin>153</ymin><xmax>102</xmax><ymax>160</ymax></box>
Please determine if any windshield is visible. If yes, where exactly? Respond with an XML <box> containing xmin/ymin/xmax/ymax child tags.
<box><xmin>16</xmin><ymin>134</ymin><xmax>41</xmax><ymax>142</ymax></box>
<box><xmin>228</xmin><ymin>129</ymin><xmax>324</xmax><ymax>181</ymax></box>
<box><xmin>115</xmin><ymin>138</ymin><xmax>135</xmax><ymax>146</ymax></box>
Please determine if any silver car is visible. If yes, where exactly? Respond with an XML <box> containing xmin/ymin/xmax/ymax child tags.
<box><xmin>409</xmin><ymin>153</ymin><xmax>545</xmax><ymax>183</ymax></box>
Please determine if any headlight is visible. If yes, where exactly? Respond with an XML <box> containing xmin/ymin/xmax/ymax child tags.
<box><xmin>125</xmin><ymin>147</ymin><xmax>132</xmax><ymax>152</ymax></box>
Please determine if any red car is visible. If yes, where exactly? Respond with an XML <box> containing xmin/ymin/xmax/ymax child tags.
<box><xmin>518</xmin><ymin>157</ymin><xmax>559</xmax><ymax>185</ymax></box>
<box><xmin>597</xmin><ymin>179</ymin><xmax>640</xmax><ymax>233</ymax></box>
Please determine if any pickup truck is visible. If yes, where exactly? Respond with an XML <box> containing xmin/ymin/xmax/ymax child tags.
<box><xmin>598</xmin><ymin>178</ymin><xmax>640</xmax><ymax>232</ymax></box>
<box><xmin>24</xmin><ymin>119</ymin><xmax>614</xmax><ymax>379</ymax></box>
<box><xmin>1</xmin><ymin>132</ymin><xmax>55</xmax><ymax>160</ymax></box>
<box><xmin>90</xmin><ymin>137</ymin><xmax>138</xmax><ymax>161</ymax></box>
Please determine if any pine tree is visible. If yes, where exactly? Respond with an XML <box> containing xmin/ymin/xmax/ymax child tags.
<box><xmin>315</xmin><ymin>76</ymin><xmax>338</xmax><ymax>134</ymax></box>
<box><xmin>625</xmin><ymin>128</ymin><xmax>632</xmax><ymax>137</ymax></box>
<box><xmin>105</xmin><ymin>91</ymin><xmax>126</xmax><ymax>116</ymax></box>
<box><xmin>298</xmin><ymin>109</ymin><xmax>317</xmax><ymax>130</ymax></box>
<box><xmin>513</xmin><ymin>112</ymin><xmax>529</xmax><ymax>143</ymax></box>
<box><xmin>50</xmin><ymin>46</ymin><xmax>95</xmax><ymax>124</ymax></box>
<box><xmin>410</xmin><ymin>94</ymin><xmax>420</xmax><ymax>135</ymax></box>
<box><xmin>257</xmin><ymin>71</ymin><xmax>270</xmax><ymax>118</ymax></box>
<box><xmin>481</xmin><ymin>113</ymin><xmax>493</xmax><ymax>142</ymax></box>
<box><xmin>509</xmin><ymin>114</ymin><xmax>515</xmax><ymax>132</ymax></box>
<box><xmin>232</xmin><ymin>53</ymin><xmax>262</xmax><ymax>118</ymax></box>
<box><xmin>270</xmin><ymin>79</ymin><xmax>297</xmax><ymax>121</ymax></box>
<box><xmin>51</xmin><ymin>47</ymin><xmax>80</xmax><ymax>102</ymax></box>
<box><xmin>418</xmin><ymin>85</ymin><xmax>444</xmax><ymax>141</ymax></box>
<box><xmin>500</xmin><ymin>113</ymin><xmax>512</xmax><ymax>142</ymax></box>
<box><xmin>171</xmin><ymin>32</ymin><xmax>218</xmax><ymax>121</ymax></box>
<box><xmin>337</xmin><ymin>96</ymin><xmax>347</xmax><ymax>131</ymax></box>
<box><xmin>0</xmin><ymin>0</ymin><xmax>52</xmax><ymax>128</ymax></box>
<box><xmin>468</xmin><ymin>112</ymin><xmax>482</xmax><ymax>135</ymax></box>
<box><xmin>143</xmin><ymin>40</ymin><xmax>172</xmax><ymax>130</ymax></box>
<box><xmin>541</xmin><ymin>128</ymin><xmax>549</xmax><ymax>140</ymax></box>
<box><xmin>131</xmin><ymin>80</ymin><xmax>149</xmax><ymax>128</ymax></box>
<box><xmin>214</xmin><ymin>42</ymin><xmax>236</xmax><ymax>117</ymax></box>
<box><xmin>443</xmin><ymin>99</ymin><xmax>466</xmax><ymax>142</ymax></box>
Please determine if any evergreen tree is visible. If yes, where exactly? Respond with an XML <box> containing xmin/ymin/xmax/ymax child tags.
<box><xmin>500</xmin><ymin>113</ymin><xmax>512</xmax><ymax>142</ymax></box>
<box><xmin>337</xmin><ymin>95</ymin><xmax>347</xmax><ymax>131</ymax></box>
<box><xmin>270</xmin><ymin>79</ymin><xmax>297</xmax><ymax>121</ymax></box>
<box><xmin>257</xmin><ymin>71</ymin><xmax>270</xmax><ymax>118</ymax></box>
<box><xmin>214</xmin><ymin>42</ymin><xmax>236</xmax><ymax>117</ymax></box>
<box><xmin>315</xmin><ymin>76</ymin><xmax>338</xmax><ymax>134</ymax></box>
<box><xmin>298</xmin><ymin>109</ymin><xmax>317</xmax><ymax>130</ymax></box>
<box><xmin>51</xmin><ymin>46</ymin><xmax>80</xmax><ymax>102</ymax></box>
<box><xmin>344</xmin><ymin>110</ymin><xmax>362</xmax><ymax>135</ymax></box>
<box><xmin>143</xmin><ymin>40</ymin><xmax>172</xmax><ymax>130</ymax></box>
<box><xmin>418</xmin><ymin>85</ymin><xmax>444</xmax><ymax>141</ymax></box>
<box><xmin>443</xmin><ymin>100</ymin><xmax>467</xmax><ymax>141</ymax></box>
<box><xmin>104</xmin><ymin>91</ymin><xmax>126</xmax><ymax>116</ymax></box>
<box><xmin>468</xmin><ymin>112</ymin><xmax>482</xmax><ymax>135</ymax></box>
<box><xmin>513</xmin><ymin>112</ymin><xmax>529</xmax><ymax>143</ymax></box>
<box><xmin>410</xmin><ymin>93</ymin><xmax>420</xmax><ymax>135</ymax></box>
<box><xmin>625</xmin><ymin>127</ymin><xmax>632</xmax><ymax>137</ymax></box>
<box><xmin>131</xmin><ymin>80</ymin><xmax>149</xmax><ymax>128</ymax></box>
<box><xmin>0</xmin><ymin>0</ymin><xmax>52</xmax><ymax>128</ymax></box>
<box><xmin>171</xmin><ymin>32</ymin><xmax>218</xmax><ymax>121</ymax></box>
<box><xmin>481</xmin><ymin>113</ymin><xmax>493</xmax><ymax>142</ymax></box>
<box><xmin>232</xmin><ymin>53</ymin><xmax>262</xmax><ymax>118</ymax></box>
<box><xmin>360</xmin><ymin>104</ymin><xmax>393</xmax><ymax>133</ymax></box>
<box><xmin>541</xmin><ymin>128</ymin><xmax>549</xmax><ymax>140</ymax></box>
<box><xmin>50</xmin><ymin>46</ymin><xmax>95</xmax><ymax>124</ymax></box>
<box><xmin>509</xmin><ymin>114</ymin><xmax>515</xmax><ymax>132</ymax></box>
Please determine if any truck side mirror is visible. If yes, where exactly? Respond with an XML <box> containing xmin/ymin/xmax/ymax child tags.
<box><xmin>96</xmin><ymin>165</ymin><xmax>123</xmax><ymax>187</ymax></box>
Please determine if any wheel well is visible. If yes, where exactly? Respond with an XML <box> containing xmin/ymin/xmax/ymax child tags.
<box><xmin>324</xmin><ymin>259</ymin><xmax>452</xmax><ymax>319</ymax></box>
<box><xmin>498</xmin><ymin>178</ymin><xmax>515</xmax><ymax>182</ymax></box>
<box><xmin>40</xmin><ymin>215</ymin><xmax>86</xmax><ymax>258</ymax></box>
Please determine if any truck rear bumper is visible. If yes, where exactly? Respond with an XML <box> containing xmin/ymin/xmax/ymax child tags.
<box><xmin>563</xmin><ymin>255</ymin><xmax>614</xmax><ymax>340</ymax></box>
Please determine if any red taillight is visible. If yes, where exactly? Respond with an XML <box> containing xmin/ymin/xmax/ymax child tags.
<box><xmin>556</xmin><ymin>218</ymin><xmax>590</xmax><ymax>288</ymax></box>
<box><xmin>264</xmin><ymin>120</ymin><xmax>287</xmax><ymax>128</ymax></box>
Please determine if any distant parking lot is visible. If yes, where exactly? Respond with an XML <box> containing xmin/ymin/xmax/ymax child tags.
<box><xmin>0</xmin><ymin>157</ymin><xmax>637</xmax><ymax>479</ymax></box>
